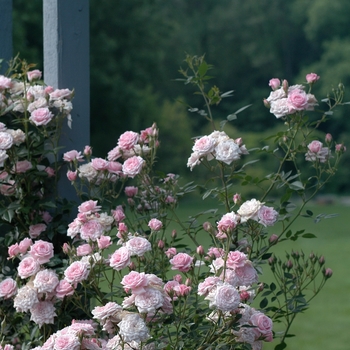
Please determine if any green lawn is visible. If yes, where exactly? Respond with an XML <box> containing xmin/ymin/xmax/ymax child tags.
<box><xmin>172</xmin><ymin>197</ymin><xmax>350</xmax><ymax>350</ymax></box>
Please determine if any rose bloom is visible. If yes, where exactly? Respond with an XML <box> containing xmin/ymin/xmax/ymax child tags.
<box><xmin>49</xmin><ymin>88</ymin><xmax>73</xmax><ymax>100</ymax></box>
<box><xmin>8</xmin><ymin>243</ymin><xmax>21</xmax><ymax>258</ymax></box>
<box><xmin>107</xmin><ymin>161</ymin><xmax>122</xmax><ymax>174</ymax></box>
<box><xmin>169</xmin><ymin>252</ymin><xmax>193</xmax><ymax>272</ymax></box>
<box><xmin>0</xmin><ymin>75</ymin><xmax>12</xmax><ymax>90</ymax></box>
<box><xmin>107</xmin><ymin>146</ymin><xmax>122</xmax><ymax>161</ymax></box>
<box><xmin>55</xmin><ymin>279</ymin><xmax>75</xmax><ymax>299</ymax></box>
<box><xmin>134</xmin><ymin>288</ymin><xmax>164</xmax><ymax>314</ymax></box>
<box><xmin>91</xmin><ymin>157</ymin><xmax>109</xmax><ymax>171</ymax></box>
<box><xmin>18</xmin><ymin>237</ymin><xmax>33</xmax><ymax>254</ymax></box>
<box><xmin>29</xmin><ymin>107</ymin><xmax>54</xmax><ymax>126</ymax></box>
<box><xmin>67</xmin><ymin>170</ymin><xmax>78</xmax><ymax>181</ymax></box>
<box><xmin>0</xmin><ymin>131</ymin><xmax>14</xmax><ymax>150</ymax></box>
<box><xmin>97</xmin><ymin>235</ymin><xmax>112</xmax><ymax>250</ymax></box>
<box><xmin>197</xmin><ymin>276</ymin><xmax>221</xmax><ymax>296</ymax></box>
<box><xmin>206</xmin><ymin>283</ymin><xmax>240</xmax><ymax>312</ymax></box>
<box><xmin>226</xmin><ymin>251</ymin><xmax>248</xmax><ymax>269</ymax></box>
<box><xmin>192</xmin><ymin>135</ymin><xmax>216</xmax><ymax>156</ymax></box>
<box><xmin>287</xmin><ymin>88</ymin><xmax>308</xmax><ymax>112</ymax></box>
<box><xmin>76</xmin><ymin>243</ymin><xmax>93</xmax><ymax>256</ymax></box>
<box><xmin>215</xmin><ymin>139</ymin><xmax>241</xmax><ymax>165</ymax></box>
<box><xmin>27</xmin><ymin>69</ymin><xmax>42</xmax><ymax>81</ymax></box>
<box><xmin>308</xmin><ymin>140</ymin><xmax>323</xmax><ymax>153</ymax></box>
<box><xmin>148</xmin><ymin>218</ymin><xmax>163</xmax><ymax>231</ymax></box>
<box><xmin>109</xmin><ymin>246</ymin><xmax>131</xmax><ymax>270</ymax></box>
<box><xmin>122</xmin><ymin>156</ymin><xmax>145</xmax><ymax>178</ymax></box>
<box><xmin>78</xmin><ymin>200</ymin><xmax>101</xmax><ymax>214</ymax></box>
<box><xmin>80</xmin><ymin>219</ymin><xmax>105</xmax><ymax>241</ymax></box>
<box><xmin>13</xmin><ymin>285</ymin><xmax>39</xmax><ymax>312</ymax></box>
<box><xmin>6</xmin><ymin>128</ymin><xmax>25</xmax><ymax>145</ymax></box>
<box><xmin>29</xmin><ymin>240</ymin><xmax>54</xmax><ymax>264</ymax></box>
<box><xmin>125</xmin><ymin>236</ymin><xmax>152</xmax><ymax>256</ymax></box>
<box><xmin>53</xmin><ymin>333</ymin><xmax>81</xmax><ymax>350</ymax></box>
<box><xmin>17</xmin><ymin>256</ymin><xmax>41</xmax><ymax>279</ymax></box>
<box><xmin>29</xmin><ymin>223</ymin><xmax>47</xmax><ymax>238</ymax></box>
<box><xmin>121</xmin><ymin>271</ymin><xmax>149</xmax><ymax>294</ymax></box>
<box><xmin>269</xmin><ymin>98</ymin><xmax>289</xmax><ymax>118</ymax></box>
<box><xmin>33</xmin><ymin>269</ymin><xmax>59</xmax><ymax>293</ymax></box>
<box><xmin>237</xmin><ymin>199</ymin><xmax>263</xmax><ymax>223</ymax></box>
<box><xmin>125</xmin><ymin>186</ymin><xmax>138</xmax><ymax>197</ymax></box>
<box><xmin>306</xmin><ymin>73</ymin><xmax>320</xmax><ymax>84</ymax></box>
<box><xmin>30</xmin><ymin>300</ymin><xmax>57</xmax><ymax>328</ymax></box>
<box><xmin>217</xmin><ymin>212</ymin><xmax>239</xmax><ymax>233</ymax></box>
<box><xmin>268</xmin><ymin>78</ymin><xmax>280</xmax><ymax>90</ymax></box>
<box><xmin>78</xmin><ymin>162</ymin><xmax>98</xmax><ymax>182</ymax></box>
<box><xmin>258</xmin><ymin>206</ymin><xmax>279</xmax><ymax>227</ymax></box>
<box><xmin>0</xmin><ymin>278</ymin><xmax>17</xmax><ymax>299</ymax></box>
<box><xmin>250</xmin><ymin>311</ymin><xmax>273</xmax><ymax>335</ymax></box>
<box><xmin>64</xmin><ymin>261</ymin><xmax>90</xmax><ymax>284</ymax></box>
<box><xmin>13</xmin><ymin>160</ymin><xmax>32</xmax><ymax>173</ymax></box>
<box><xmin>118</xmin><ymin>131</ymin><xmax>139</xmax><ymax>150</ymax></box>
<box><xmin>63</xmin><ymin>149</ymin><xmax>83</xmax><ymax>162</ymax></box>
<box><xmin>117</xmin><ymin>313</ymin><xmax>150</xmax><ymax>343</ymax></box>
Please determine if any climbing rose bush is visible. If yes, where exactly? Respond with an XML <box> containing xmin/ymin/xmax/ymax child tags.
<box><xmin>0</xmin><ymin>55</ymin><xmax>346</xmax><ymax>349</ymax></box>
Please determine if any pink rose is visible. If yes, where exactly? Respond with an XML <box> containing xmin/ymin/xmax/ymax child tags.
<box><xmin>76</xmin><ymin>244</ymin><xmax>93</xmax><ymax>256</ymax></box>
<box><xmin>27</xmin><ymin>69</ymin><xmax>42</xmax><ymax>82</ymax></box>
<box><xmin>121</xmin><ymin>271</ymin><xmax>148</xmax><ymax>293</ymax></box>
<box><xmin>29</xmin><ymin>223</ymin><xmax>47</xmax><ymax>238</ymax></box>
<box><xmin>192</xmin><ymin>135</ymin><xmax>215</xmax><ymax>155</ymax></box>
<box><xmin>17</xmin><ymin>256</ymin><xmax>41</xmax><ymax>278</ymax></box>
<box><xmin>258</xmin><ymin>206</ymin><xmax>279</xmax><ymax>227</ymax></box>
<box><xmin>250</xmin><ymin>311</ymin><xmax>273</xmax><ymax>335</ymax></box>
<box><xmin>18</xmin><ymin>238</ymin><xmax>33</xmax><ymax>254</ymax></box>
<box><xmin>8</xmin><ymin>243</ymin><xmax>21</xmax><ymax>258</ymax></box>
<box><xmin>78</xmin><ymin>200</ymin><xmax>101</xmax><ymax>214</ymax></box>
<box><xmin>112</xmin><ymin>206</ymin><xmax>125</xmax><ymax>223</ymax></box>
<box><xmin>107</xmin><ymin>146</ymin><xmax>122</xmax><ymax>161</ymax></box>
<box><xmin>210</xmin><ymin>283</ymin><xmax>240</xmax><ymax>312</ymax></box>
<box><xmin>217</xmin><ymin>212</ymin><xmax>239</xmax><ymax>234</ymax></box>
<box><xmin>49</xmin><ymin>88</ymin><xmax>73</xmax><ymax>100</ymax></box>
<box><xmin>53</xmin><ymin>333</ymin><xmax>80</xmax><ymax>350</ymax></box>
<box><xmin>80</xmin><ymin>219</ymin><xmax>104</xmax><ymax>241</ymax></box>
<box><xmin>169</xmin><ymin>252</ymin><xmax>193</xmax><ymax>272</ymax></box>
<box><xmin>67</xmin><ymin>170</ymin><xmax>78</xmax><ymax>181</ymax></box>
<box><xmin>122</xmin><ymin>156</ymin><xmax>145</xmax><ymax>178</ymax></box>
<box><xmin>107</xmin><ymin>161</ymin><xmax>122</xmax><ymax>174</ymax></box>
<box><xmin>268</xmin><ymin>78</ymin><xmax>281</xmax><ymax>90</ymax></box>
<box><xmin>55</xmin><ymin>279</ymin><xmax>75</xmax><ymax>299</ymax></box>
<box><xmin>64</xmin><ymin>261</ymin><xmax>90</xmax><ymax>284</ymax></box>
<box><xmin>226</xmin><ymin>251</ymin><xmax>248</xmax><ymax>269</ymax></box>
<box><xmin>97</xmin><ymin>235</ymin><xmax>112</xmax><ymax>250</ymax></box>
<box><xmin>0</xmin><ymin>278</ymin><xmax>17</xmax><ymax>299</ymax></box>
<box><xmin>29</xmin><ymin>107</ymin><xmax>54</xmax><ymax>126</ymax></box>
<box><xmin>118</xmin><ymin>131</ymin><xmax>139</xmax><ymax>150</ymax></box>
<box><xmin>44</xmin><ymin>167</ymin><xmax>55</xmax><ymax>177</ymax></box>
<box><xmin>287</xmin><ymin>88</ymin><xmax>308</xmax><ymax>111</ymax></box>
<box><xmin>125</xmin><ymin>236</ymin><xmax>151</xmax><ymax>256</ymax></box>
<box><xmin>63</xmin><ymin>150</ymin><xmax>83</xmax><ymax>162</ymax></box>
<box><xmin>198</xmin><ymin>276</ymin><xmax>221</xmax><ymax>296</ymax></box>
<box><xmin>0</xmin><ymin>132</ymin><xmax>13</xmax><ymax>150</ymax></box>
<box><xmin>91</xmin><ymin>157</ymin><xmax>109</xmax><ymax>171</ymax></box>
<box><xmin>148</xmin><ymin>218</ymin><xmax>163</xmax><ymax>231</ymax></box>
<box><xmin>109</xmin><ymin>247</ymin><xmax>131</xmax><ymax>270</ymax></box>
<box><xmin>13</xmin><ymin>160</ymin><xmax>32</xmax><ymax>173</ymax></box>
<box><xmin>165</xmin><ymin>247</ymin><xmax>177</xmax><ymax>258</ymax></box>
<box><xmin>33</xmin><ymin>269</ymin><xmax>59</xmax><ymax>293</ymax></box>
<box><xmin>41</xmin><ymin>211</ymin><xmax>53</xmax><ymax>224</ymax></box>
<box><xmin>308</xmin><ymin>140</ymin><xmax>323</xmax><ymax>153</ymax></box>
<box><xmin>306</xmin><ymin>73</ymin><xmax>320</xmax><ymax>84</ymax></box>
<box><xmin>29</xmin><ymin>240</ymin><xmax>54</xmax><ymax>264</ymax></box>
<box><xmin>125</xmin><ymin>186</ymin><xmax>138</xmax><ymax>197</ymax></box>
<box><xmin>0</xmin><ymin>76</ymin><xmax>12</xmax><ymax>90</ymax></box>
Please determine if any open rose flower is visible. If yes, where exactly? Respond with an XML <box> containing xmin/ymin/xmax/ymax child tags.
<box><xmin>169</xmin><ymin>253</ymin><xmax>193</xmax><ymax>272</ymax></box>
<box><xmin>29</xmin><ymin>107</ymin><xmax>54</xmax><ymax>126</ymax></box>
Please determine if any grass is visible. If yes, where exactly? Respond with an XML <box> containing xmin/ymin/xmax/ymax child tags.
<box><xmin>171</xmin><ymin>196</ymin><xmax>350</xmax><ymax>350</ymax></box>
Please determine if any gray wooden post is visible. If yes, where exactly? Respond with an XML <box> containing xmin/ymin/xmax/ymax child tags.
<box><xmin>43</xmin><ymin>0</ymin><xmax>90</xmax><ymax>205</ymax></box>
<box><xmin>0</xmin><ymin>0</ymin><xmax>13</xmax><ymax>74</ymax></box>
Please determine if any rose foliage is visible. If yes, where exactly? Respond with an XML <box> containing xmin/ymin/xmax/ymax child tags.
<box><xmin>0</xmin><ymin>55</ymin><xmax>347</xmax><ymax>350</ymax></box>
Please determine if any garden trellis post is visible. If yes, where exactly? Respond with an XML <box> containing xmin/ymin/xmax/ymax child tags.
<box><xmin>43</xmin><ymin>0</ymin><xmax>90</xmax><ymax>205</ymax></box>
<box><xmin>0</xmin><ymin>0</ymin><xmax>13</xmax><ymax>74</ymax></box>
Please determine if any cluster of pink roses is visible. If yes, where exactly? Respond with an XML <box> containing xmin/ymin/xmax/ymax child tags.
<box><xmin>64</xmin><ymin>124</ymin><xmax>158</xmax><ymax>184</ymax></box>
<box><xmin>187</xmin><ymin>130</ymin><xmax>249</xmax><ymax>170</ymax></box>
<box><xmin>264</xmin><ymin>74</ymin><xmax>319</xmax><ymax>118</ymax></box>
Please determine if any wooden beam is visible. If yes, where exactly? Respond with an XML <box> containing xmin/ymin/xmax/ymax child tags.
<box><xmin>43</xmin><ymin>0</ymin><xmax>90</xmax><ymax>204</ymax></box>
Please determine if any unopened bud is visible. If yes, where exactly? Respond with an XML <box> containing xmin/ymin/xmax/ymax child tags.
<box><xmin>157</xmin><ymin>240</ymin><xmax>164</xmax><ymax>249</ymax></box>
<box><xmin>233</xmin><ymin>193</ymin><xmax>241</xmax><ymax>205</ymax></box>
<box><xmin>269</xmin><ymin>234</ymin><xmax>279</xmax><ymax>245</ymax></box>
<box><xmin>319</xmin><ymin>256</ymin><xmax>325</xmax><ymax>265</ymax></box>
<box><xmin>325</xmin><ymin>133</ymin><xmax>332</xmax><ymax>143</ymax></box>
<box><xmin>129</xmin><ymin>262</ymin><xmax>136</xmax><ymax>271</ymax></box>
<box><xmin>286</xmin><ymin>260</ymin><xmax>293</xmax><ymax>269</ymax></box>
<box><xmin>323</xmin><ymin>267</ymin><xmax>333</xmax><ymax>278</ymax></box>
<box><xmin>185</xmin><ymin>278</ymin><xmax>191</xmax><ymax>286</ymax></box>
<box><xmin>196</xmin><ymin>245</ymin><xmax>204</xmax><ymax>256</ymax></box>
<box><xmin>203</xmin><ymin>222</ymin><xmax>212</xmax><ymax>232</ymax></box>
<box><xmin>171</xmin><ymin>229</ymin><xmax>177</xmax><ymax>238</ymax></box>
<box><xmin>282</xmin><ymin>79</ymin><xmax>289</xmax><ymax>93</ymax></box>
<box><xmin>263</xmin><ymin>99</ymin><xmax>270</xmax><ymax>108</ymax></box>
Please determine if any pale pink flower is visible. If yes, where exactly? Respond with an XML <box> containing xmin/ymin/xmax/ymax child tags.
<box><xmin>174</xmin><ymin>284</ymin><xmax>192</xmax><ymax>297</ymax></box>
<box><xmin>67</xmin><ymin>170</ymin><xmax>78</xmax><ymax>181</ymax></box>
<box><xmin>29</xmin><ymin>107</ymin><xmax>54</xmax><ymax>126</ymax></box>
<box><xmin>33</xmin><ymin>269</ymin><xmax>59</xmax><ymax>293</ymax></box>
<box><xmin>0</xmin><ymin>132</ymin><xmax>13</xmax><ymax>150</ymax></box>
<box><xmin>237</xmin><ymin>199</ymin><xmax>263</xmax><ymax>223</ymax></box>
<box><xmin>80</xmin><ymin>219</ymin><xmax>104</xmax><ymax>241</ymax></box>
<box><xmin>187</xmin><ymin>152</ymin><xmax>201</xmax><ymax>170</ymax></box>
<box><xmin>13</xmin><ymin>285</ymin><xmax>38</xmax><ymax>312</ymax></box>
<box><xmin>134</xmin><ymin>288</ymin><xmax>165</xmax><ymax>314</ymax></box>
<box><xmin>107</xmin><ymin>161</ymin><xmax>122</xmax><ymax>174</ymax></box>
<box><xmin>165</xmin><ymin>247</ymin><xmax>177</xmax><ymax>258</ymax></box>
<box><xmin>118</xmin><ymin>131</ymin><xmax>139</xmax><ymax>150</ymax></box>
<box><xmin>0</xmin><ymin>76</ymin><xmax>12</xmax><ymax>90</ymax></box>
<box><xmin>8</xmin><ymin>243</ymin><xmax>20</xmax><ymax>258</ymax></box>
<box><xmin>287</xmin><ymin>88</ymin><xmax>308</xmax><ymax>112</ymax></box>
<box><xmin>0</xmin><ymin>278</ymin><xmax>17</xmax><ymax>299</ymax></box>
<box><xmin>192</xmin><ymin>135</ymin><xmax>216</xmax><ymax>156</ymax></box>
<box><xmin>215</xmin><ymin>139</ymin><xmax>241</xmax><ymax>165</ymax></box>
<box><xmin>91</xmin><ymin>157</ymin><xmax>109</xmax><ymax>171</ymax></box>
<box><xmin>44</xmin><ymin>166</ymin><xmax>55</xmax><ymax>177</ymax></box>
<box><xmin>107</xmin><ymin>146</ymin><xmax>122</xmax><ymax>161</ymax></box>
<box><xmin>217</xmin><ymin>212</ymin><xmax>239</xmax><ymax>234</ymax></box>
<box><xmin>258</xmin><ymin>206</ymin><xmax>279</xmax><ymax>226</ymax></box>
<box><xmin>55</xmin><ymin>279</ymin><xmax>75</xmax><ymax>299</ymax></box>
<box><xmin>125</xmin><ymin>186</ymin><xmax>138</xmax><ymax>197</ymax></box>
<box><xmin>306</xmin><ymin>73</ymin><xmax>320</xmax><ymax>84</ymax></box>
<box><xmin>206</xmin><ymin>283</ymin><xmax>240</xmax><ymax>312</ymax></box>
<box><xmin>169</xmin><ymin>252</ymin><xmax>193</xmax><ymax>272</ymax></box>
<box><xmin>268</xmin><ymin>78</ymin><xmax>281</xmax><ymax>90</ymax></box>
<box><xmin>76</xmin><ymin>243</ymin><xmax>93</xmax><ymax>256</ymax></box>
<box><xmin>269</xmin><ymin>98</ymin><xmax>289</xmax><ymax>118</ymax></box>
<box><xmin>305</xmin><ymin>140</ymin><xmax>330</xmax><ymax>163</ymax></box>
<box><xmin>27</xmin><ymin>70</ymin><xmax>42</xmax><ymax>82</ymax></box>
<box><xmin>29</xmin><ymin>240</ymin><xmax>54</xmax><ymax>264</ymax></box>
<box><xmin>17</xmin><ymin>256</ymin><xmax>41</xmax><ymax>278</ymax></box>
<box><xmin>41</xmin><ymin>211</ymin><xmax>53</xmax><ymax>224</ymax></box>
<box><xmin>109</xmin><ymin>247</ymin><xmax>131</xmax><ymax>270</ymax></box>
<box><xmin>78</xmin><ymin>200</ymin><xmax>101</xmax><ymax>214</ymax></box>
<box><xmin>308</xmin><ymin>140</ymin><xmax>323</xmax><ymax>153</ymax></box>
<box><xmin>63</xmin><ymin>150</ymin><xmax>83</xmax><ymax>162</ymax></box>
<box><xmin>250</xmin><ymin>311</ymin><xmax>273</xmax><ymax>335</ymax></box>
<box><xmin>29</xmin><ymin>223</ymin><xmax>47</xmax><ymax>238</ymax></box>
<box><xmin>121</xmin><ymin>271</ymin><xmax>148</xmax><ymax>294</ymax></box>
<box><xmin>53</xmin><ymin>333</ymin><xmax>80</xmax><ymax>350</ymax></box>
<box><xmin>118</xmin><ymin>313</ymin><xmax>150</xmax><ymax>343</ymax></box>
<box><xmin>126</xmin><ymin>236</ymin><xmax>151</xmax><ymax>256</ymax></box>
<box><xmin>226</xmin><ymin>251</ymin><xmax>248</xmax><ymax>269</ymax></box>
<box><xmin>13</xmin><ymin>160</ymin><xmax>32</xmax><ymax>173</ymax></box>
<box><xmin>18</xmin><ymin>238</ymin><xmax>33</xmax><ymax>254</ymax></box>
<box><xmin>30</xmin><ymin>301</ymin><xmax>56</xmax><ymax>328</ymax></box>
<box><xmin>97</xmin><ymin>235</ymin><xmax>112</xmax><ymax>250</ymax></box>
<box><xmin>235</xmin><ymin>262</ymin><xmax>259</xmax><ymax>286</ymax></box>
<box><xmin>148</xmin><ymin>218</ymin><xmax>163</xmax><ymax>231</ymax></box>
<box><xmin>49</xmin><ymin>88</ymin><xmax>72</xmax><ymax>100</ymax></box>
<box><xmin>207</xmin><ymin>247</ymin><xmax>225</xmax><ymax>258</ymax></box>
<box><xmin>122</xmin><ymin>156</ymin><xmax>145</xmax><ymax>178</ymax></box>
<box><xmin>111</xmin><ymin>205</ymin><xmax>125</xmax><ymax>223</ymax></box>
<box><xmin>64</xmin><ymin>261</ymin><xmax>90</xmax><ymax>284</ymax></box>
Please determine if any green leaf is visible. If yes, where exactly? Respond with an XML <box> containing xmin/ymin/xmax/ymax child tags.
<box><xmin>260</xmin><ymin>297</ymin><xmax>268</xmax><ymax>308</ymax></box>
<box><xmin>302</xmin><ymin>233</ymin><xmax>316</xmax><ymax>238</ymax></box>
<box><xmin>275</xmin><ymin>342</ymin><xmax>287</xmax><ymax>350</ymax></box>
<box><xmin>289</xmin><ymin>181</ymin><xmax>304</xmax><ymax>190</ymax></box>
